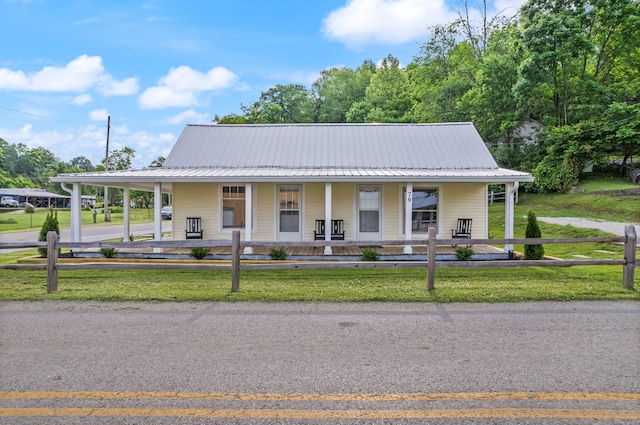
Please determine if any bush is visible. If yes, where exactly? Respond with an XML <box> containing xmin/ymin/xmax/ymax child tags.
<box><xmin>190</xmin><ymin>247</ymin><xmax>210</xmax><ymax>260</ymax></box>
<box><xmin>108</xmin><ymin>206</ymin><xmax>124</xmax><ymax>213</ymax></box>
<box><xmin>269</xmin><ymin>247</ymin><xmax>288</xmax><ymax>260</ymax></box>
<box><xmin>360</xmin><ymin>247</ymin><xmax>380</xmax><ymax>261</ymax></box>
<box><xmin>38</xmin><ymin>209</ymin><xmax>60</xmax><ymax>257</ymax></box>
<box><xmin>524</xmin><ymin>210</ymin><xmax>545</xmax><ymax>260</ymax></box>
<box><xmin>455</xmin><ymin>246</ymin><xmax>474</xmax><ymax>261</ymax></box>
<box><xmin>99</xmin><ymin>248</ymin><xmax>118</xmax><ymax>258</ymax></box>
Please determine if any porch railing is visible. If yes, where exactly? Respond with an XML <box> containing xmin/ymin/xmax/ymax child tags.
<box><xmin>0</xmin><ymin>226</ymin><xmax>636</xmax><ymax>293</ymax></box>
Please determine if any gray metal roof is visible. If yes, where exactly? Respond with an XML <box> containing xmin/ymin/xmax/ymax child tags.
<box><xmin>164</xmin><ymin>123</ymin><xmax>499</xmax><ymax>170</ymax></box>
<box><xmin>52</xmin><ymin>123</ymin><xmax>534</xmax><ymax>188</ymax></box>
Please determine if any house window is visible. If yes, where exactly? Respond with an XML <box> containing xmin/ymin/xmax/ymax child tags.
<box><xmin>222</xmin><ymin>186</ymin><xmax>245</xmax><ymax>228</ymax></box>
<box><xmin>404</xmin><ymin>188</ymin><xmax>438</xmax><ymax>233</ymax></box>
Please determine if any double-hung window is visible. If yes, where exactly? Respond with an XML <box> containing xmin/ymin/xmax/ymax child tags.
<box><xmin>222</xmin><ymin>186</ymin><xmax>245</xmax><ymax>229</ymax></box>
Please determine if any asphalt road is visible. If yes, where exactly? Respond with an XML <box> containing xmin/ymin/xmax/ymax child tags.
<box><xmin>1</xmin><ymin>301</ymin><xmax>638</xmax><ymax>424</ymax></box>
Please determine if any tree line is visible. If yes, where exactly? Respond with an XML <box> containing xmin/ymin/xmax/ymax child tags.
<box><xmin>215</xmin><ymin>0</ymin><xmax>640</xmax><ymax>192</ymax></box>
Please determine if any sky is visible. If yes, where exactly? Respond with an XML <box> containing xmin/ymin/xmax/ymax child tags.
<box><xmin>0</xmin><ymin>0</ymin><xmax>525</xmax><ymax>169</ymax></box>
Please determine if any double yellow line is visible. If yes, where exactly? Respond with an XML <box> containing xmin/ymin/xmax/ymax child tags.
<box><xmin>1</xmin><ymin>391</ymin><xmax>639</xmax><ymax>420</ymax></box>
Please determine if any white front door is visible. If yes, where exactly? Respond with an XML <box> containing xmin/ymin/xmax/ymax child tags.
<box><xmin>278</xmin><ymin>185</ymin><xmax>302</xmax><ymax>241</ymax></box>
<box><xmin>356</xmin><ymin>185</ymin><xmax>381</xmax><ymax>240</ymax></box>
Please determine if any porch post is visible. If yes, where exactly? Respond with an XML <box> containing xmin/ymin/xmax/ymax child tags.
<box><xmin>153</xmin><ymin>183</ymin><xmax>162</xmax><ymax>253</ymax></box>
<box><xmin>403</xmin><ymin>183</ymin><xmax>413</xmax><ymax>254</ymax></box>
<box><xmin>504</xmin><ymin>182</ymin><xmax>518</xmax><ymax>254</ymax></box>
<box><xmin>123</xmin><ymin>187</ymin><xmax>130</xmax><ymax>242</ymax></box>
<box><xmin>71</xmin><ymin>183</ymin><xmax>82</xmax><ymax>243</ymax></box>
<box><xmin>324</xmin><ymin>182</ymin><xmax>332</xmax><ymax>255</ymax></box>
<box><xmin>244</xmin><ymin>183</ymin><xmax>253</xmax><ymax>254</ymax></box>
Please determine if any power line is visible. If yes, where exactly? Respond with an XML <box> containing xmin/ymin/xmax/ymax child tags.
<box><xmin>0</xmin><ymin>104</ymin><xmax>101</xmax><ymax>127</ymax></box>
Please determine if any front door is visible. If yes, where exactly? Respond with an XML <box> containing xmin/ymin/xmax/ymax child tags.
<box><xmin>356</xmin><ymin>185</ymin><xmax>381</xmax><ymax>240</ymax></box>
<box><xmin>278</xmin><ymin>185</ymin><xmax>301</xmax><ymax>241</ymax></box>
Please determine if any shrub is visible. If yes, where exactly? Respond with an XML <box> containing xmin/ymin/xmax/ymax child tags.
<box><xmin>190</xmin><ymin>247</ymin><xmax>210</xmax><ymax>260</ymax></box>
<box><xmin>455</xmin><ymin>246</ymin><xmax>474</xmax><ymax>261</ymax></box>
<box><xmin>108</xmin><ymin>206</ymin><xmax>124</xmax><ymax>213</ymax></box>
<box><xmin>524</xmin><ymin>210</ymin><xmax>545</xmax><ymax>260</ymax></box>
<box><xmin>100</xmin><ymin>248</ymin><xmax>118</xmax><ymax>258</ymax></box>
<box><xmin>268</xmin><ymin>247</ymin><xmax>288</xmax><ymax>260</ymax></box>
<box><xmin>38</xmin><ymin>209</ymin><xmax>60</xmax><ymax>257</ymax></box>
<box><xmin>360</xmin><ymin>247</ymin><xmax>380</xmax><ymax>261</ymax></box>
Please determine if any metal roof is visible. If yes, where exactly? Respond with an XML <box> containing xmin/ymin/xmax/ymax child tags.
<box><xmin>52</xmin><ymin>123</ymin><xmax>534</xmax><ymax>188</ymax></box>
<box><xmin>164</xmin><ymin>123</ymin><xmax>500</xmax><ymax>170</ymax></box>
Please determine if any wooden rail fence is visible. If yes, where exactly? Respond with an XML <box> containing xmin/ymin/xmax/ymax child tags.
<box><xmin>0</xmin><ymin>226</ymin><xmax>636</xmax><ymax>293</ymax></box>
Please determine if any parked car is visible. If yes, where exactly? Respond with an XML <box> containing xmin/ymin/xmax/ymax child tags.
<box><xmin>1</xmin><ymin>196</ymin><xmax>19</xmax><ymax>207</ymax></box>
<box><xmin>19</xmin><ymin>202</ymin><xmax>34</xmax><ymax>208</ymax></box>
<box><xmin>161</xmin><ymin>206</ymin><xmax>172</xmax><ymax>219</ymax></box>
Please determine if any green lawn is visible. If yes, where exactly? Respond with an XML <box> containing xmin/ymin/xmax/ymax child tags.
<box><xmin>0</xmin><ymin>208</ymin><xmax>155</xmax><ymax>234</ymax></box>
<box><xmin>1</xmin><ymin>186</ymin><xmax>638</xmax><ymax>302</ymax></box>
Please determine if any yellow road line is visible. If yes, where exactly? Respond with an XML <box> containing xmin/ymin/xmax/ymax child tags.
<box><xmin>1</xmin><ymin>391</ymin><xmax>639</xmax><ymax>401</ymax></box>
<box><xmin>1</xmin><ymin>407</ymin><xmax>639</xmax><ymax>420</ymax></box>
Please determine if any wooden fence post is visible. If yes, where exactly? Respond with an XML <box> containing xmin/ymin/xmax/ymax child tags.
<box><xmin>231</xmin><ymin>230</ymin><xmax>240</xmax><ymax>292</ymax></box>
<box><xmin>622</xmin><ymin>225</ymin><xmax>636</xmax><ymax>290</ymax></box>
<box><xmin>46</xmin><ymin>231</ymin><xmax>58</xmax><ymax>293</ymax></box>
<box><xmin>427</xmin><ymin>226</ymin><xmax>436</xmax><ymax>291</ymax></box>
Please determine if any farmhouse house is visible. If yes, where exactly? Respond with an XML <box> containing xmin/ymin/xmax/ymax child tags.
<box><xmin>51</xmin><ymin>123</ymin><xmax>533</xmax><ymax>255</ymax></box>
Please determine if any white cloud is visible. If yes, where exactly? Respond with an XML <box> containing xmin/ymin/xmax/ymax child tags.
<box><xmin>165</xmin><ymin>109</ymin><xmax>210</xmax><ymax>125</ymax></box>
<box><xmin>72</xmin><ymin>94</ymin><xmax>93</xmax><ymax>105</ymax></box>
<box><xmin>322</xmin><ymin>0</ymin><xmax>456</xmax><ymax>47</ymax></box>
<box><xmin>493</xmin><ymin>0</ymin><xmax>527</xmax><ymax>17</ymax></box>
<box><xmin>138</xmin><ymin>65</ymin><xmax>237</xmax><ymax>109</ymax></box>
<box><xmin>89</xmin><ymin>108</ymin><xmax>109</xmax><ymax>121</ymax></box>
<box><xmin>0</xmin><ymin>55</ymin><xmax>138</xmax><ymax>96</ymax></box>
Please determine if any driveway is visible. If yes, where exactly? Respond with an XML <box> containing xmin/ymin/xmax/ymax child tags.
<box><xmin>537</xmin><ymin>217</ymin><xmax>639</xmax><ymax>243</ymax></box>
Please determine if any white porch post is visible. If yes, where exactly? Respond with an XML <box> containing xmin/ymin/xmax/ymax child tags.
<box><xmin>123</xmin><ymin>187</ymin><xmax>130</xmax><ymax>242</ymax></box>
<box><xmin>71</xmin><ymin>183</ymin><xmax>82</xmax><ymax>243</ymax></box>
<box><xmin>324</xmin><ymin>182</ymin><xmax>332</xmax><ymax>255</ymax></box>
<box><xmin>154</xmin><ymin>183</ymin><xmax>162</xmax><ymax>253</ymax></box>
<box><xmin>403</xmin><ymin>183</ymin><xmax>413</xmax><ymax>254</ymax></box>
<box><xmin>244</xmin><ymin>183</ymin><xmax>253</xmax><ymax>254</ymax></box>
<box><xmin>504</xmin><ymin>182</ymin><xmax>518</xmax><ymax>254</ymax></box>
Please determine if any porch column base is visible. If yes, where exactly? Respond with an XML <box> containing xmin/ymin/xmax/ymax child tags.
<box><xmin>244</xmin><ymin>247</ymin><xmax>253</xmax><ymax>254</ymax></box>
<box><xmin>324</xmin><ymin>246</ymin><xmax>332</xmax><ymax>255</ymax></box>
<box><xmin>403</xmin><ymin>245</ymin><xmax>413</xmax><ymax>254</ymax></box>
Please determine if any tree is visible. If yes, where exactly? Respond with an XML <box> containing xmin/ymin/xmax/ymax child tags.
<box><xmin>68</xmin><ymin>156</ymin><xmax>95</xmax><ymax>172</ymax></box>
<box><xmin>524</xmin><ymin>211</ymin><xmax>545</xmax><ymax>260</ymax></box>
<box><xmin>313</xmin><ymin>61</ymin><xmax>374</xmax><ymax>123</ymax></box>
<box><xmin>149</xmin><ymin>156</ymin><xmax>165</xmax><ymax>168</ymax></box>
<box><xmin>241</xmin><ymin>84</ymin><xmax>315</xmax><ymax>123</ymax></box>
<box><xmin>347</xmin><ymin>55</ymin><xmax>412</xmax><ymax>123</ymax></box>
<box><xmin>38</xmin><ymin>209</ymin><xmax>60</xmax><ymax>257</ymax></box>
<box><xmin>102</xmin><ymin>147</ymin><xmax>136</xmax><ymax>171</ymax></box>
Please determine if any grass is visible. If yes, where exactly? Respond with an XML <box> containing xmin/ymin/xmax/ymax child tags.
<box><xmin>576</xmin><ymin>172</ymin><xmax>638</xmax><ymax>192</ymax></box>
<box><xmin>1</xmin><ymin>179</ymin><xmax>638</xmax><ymax>303</ymax></box>
<box><xmin>0</xmin><ymin>208</ymin><xmax>155</xmax><ymax>234</ymax></box>
<box><xmin>0</xmin><ymin>267</ymin><xmax>637</xmax><ymax>302</ymax></box>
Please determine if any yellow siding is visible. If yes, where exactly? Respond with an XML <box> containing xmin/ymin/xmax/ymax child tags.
<box><xmin>173</xmin><ymin>182</ymin><xmax>218</xmax><ymax>240</ymax></box>
<box><xmin>254</xmin><ymin>183</ymin><xmax>274</xmax><ymax>241</ymax></box>
<box><xmin>382</xmin><ymin>183</ymin><xmax>400</xmax><ymax>240</ymax></box>
<box><xmin>332</xmin><ymin>184</ymin><xmax>354</xmax><ymax>239</ymax></box>
<box><xmin>441</xmin><ymin>183</ymin><xmax>487</xmax><ymax>238</ymax></box>
<box><xmin>304</xmin><ymin>183</ymin><xmax>324</xmax><ymax>240</ymax></box>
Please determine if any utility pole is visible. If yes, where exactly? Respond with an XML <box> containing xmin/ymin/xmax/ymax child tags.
<box><xmin>104</xmin><ymin>115</ymin><xmax>111</xmax><ymax>222</ymax></box>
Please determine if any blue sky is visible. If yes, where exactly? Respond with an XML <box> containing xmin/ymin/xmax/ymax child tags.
<box><xmin>0</xmin><ymin>0</ymin><xmax>524</xmax><ymax>169</ymax></box>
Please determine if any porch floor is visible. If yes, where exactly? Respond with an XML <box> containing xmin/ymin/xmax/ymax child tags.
<box><xmin>74</xmin><ymin>243</ymin><xmax>510</xmax><ymax>261</ymax></box>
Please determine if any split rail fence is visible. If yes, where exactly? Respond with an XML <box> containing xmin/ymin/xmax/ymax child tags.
<box><xmin>0</xmin><ymin>226</ymin><xmax>636</xmax><ymax>294</ymax></box>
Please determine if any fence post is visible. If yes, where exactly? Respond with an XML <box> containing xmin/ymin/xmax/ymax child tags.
<box><xmin>46</xmin><ymin>231</ymin><xmax>58</xmax><ymax>293</ymax></box>
<box><xmin>231</xmin><ymin>230</ymin><xmax>240</xmax><ymax>292</ymax></box>
<box><xmin>622</xmin><ymin>225</ymin><xmax>636</xmax><ymax>290</ymax></box>
<box><xmin>489</xmin><ymin>191</ymin><xmax>494</xmax><ymax>205</ymax></box>
<box><xmin>427</xmin><ymin>226</ymin><xmax>436</xmax><ymax>291</ymax></box>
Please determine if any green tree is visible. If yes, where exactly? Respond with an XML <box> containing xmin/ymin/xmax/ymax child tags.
<box><xmin>524</xmin><ymin>211</ymin><xmax>545</xmax><ymax>260</ymax></box>
<box><xmin>242</xmin><ymin>84</ymin><xmax>315</xmax><ymax>123</ymax></box>
<box><xmin>38</xmin><ymin>209</ymin><xmax>60</xmax><ymax>257</ymax></box>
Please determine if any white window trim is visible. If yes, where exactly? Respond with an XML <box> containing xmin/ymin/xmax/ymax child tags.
<box><xmin>218</xmin><ymin>184</ymin><xmax>256</xmax><ymax>234</ymax></box>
